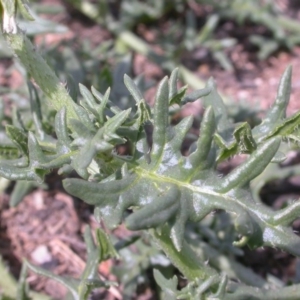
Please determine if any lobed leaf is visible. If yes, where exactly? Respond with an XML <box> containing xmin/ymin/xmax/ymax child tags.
<box><xmin>63</xmin><ymin>70</ymin><xmax>300</xmax><ymax>256</ymax></box>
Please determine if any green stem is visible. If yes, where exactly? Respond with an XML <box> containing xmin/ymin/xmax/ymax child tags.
<box><xmin>150</xmin><ymin>226</ymin><xmax>217</xmax><ymax>281</ymax></box>
<box><xmin>151</xmin><ymin>228</ymin><xmax>300</xmax><ymax>299</ymax></box>
<box><xmin>192</xmin><ymin>241</ymin><xmax>268</xmax><ymax>288</ymax></box>
<box><xmin>0</xmin><ymin>257</ymin><xmax>50</xmax><ymax>300</ymax></box>
<box><xmin>150</xmin><ymin>225</ymin><xmax>268</xmax><ymax>287</ymax></box>
<box><xmin>4</xmin><ymin>29</ymin><xmax>78</xmax><ymax>120</ymax></box>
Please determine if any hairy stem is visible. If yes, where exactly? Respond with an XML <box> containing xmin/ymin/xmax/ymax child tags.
<box><xmin>4</xmin><ymin>29</ymin><xmax>78</xmax><ymax>120</ymax></box>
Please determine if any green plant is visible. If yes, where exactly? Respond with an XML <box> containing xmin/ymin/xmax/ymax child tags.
<box><xmin>3</xmin><ymin>1</ymin><xmax>300</xmax><ymax>299</ymax></box>
<box><xmin>67</xmin><ymin>0</ymin><xmax>300</xmax><ymax>70</ymax></box>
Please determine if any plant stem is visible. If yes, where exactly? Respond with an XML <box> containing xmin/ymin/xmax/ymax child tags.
<box><xmin>4</xmin><ymin>29</ymin><xmax>78</xmax><ymax>120</ymax></box>
<box><xmin>150</xmin><ymin>225</ymin><xmax>217</xmax><ymax>281</ymax></box>
<box><xmin>151</xmin><ymin>228</ymin><xmax>300</xmax><ymax>299</ymax></box>
<box><xmin>0</xmin><ymin>257</ymin><xmax>50</xmax><ymax>300</ymax></box>
<box><xmin>192</xmin><ymin>241</ymin><xmax>268</xmax><ymax>288</ymax></box>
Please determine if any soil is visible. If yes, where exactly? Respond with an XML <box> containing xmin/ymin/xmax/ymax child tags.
<box><xmin>2</xmin><ymin>0</ymin><xmax>300</xmax><ymax>299</ymax></box>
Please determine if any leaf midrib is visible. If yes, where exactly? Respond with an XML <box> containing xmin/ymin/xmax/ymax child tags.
<box><xmin>135</xmin><ymin>166</ymin><xmax>275</xmax><ymax>226</ymax></box>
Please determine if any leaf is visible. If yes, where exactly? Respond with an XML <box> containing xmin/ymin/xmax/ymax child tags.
<box><xmin>0</xmin><ymin>132</ymin><xmax>50</xmax><ymax>183</ymax></box>
<box><xmin>266</xmin><ymin>111</ymin><xmax>300</xmax><ymax>139</ymax></box>
<box><xmin>16</xmin><ymin>263</ymin><xmax>31</xmax><ymax>300</ymax></box>
<box><xmin>169</xmin><ymin>68</ymin><xmax>180</xmax><ymax>100</ymax></box>
<box><xmin>71</xmin><ymin>108</ymin><xmax>131</xmax><ymax>178</ymax></box>
<box><xmin>79</xmin><ymin>83</ymin><xmax>98</xmax><ymax>116</ymax></box>
<box><xmin>5</xmin><ymin>125</ymin><xmax>28</xmax><ymax>156</ymax></box>
<box><xmin>95</xmin><ymin>228</ymin><xmax>119</xmax><ymax>260</ymax></box>
<box><xmin>252</xmin><ymin>65</ymin><xmax>292</xmax><ymax>141</ymax></box>
<box><xmin>202</xmin><ymin>77</ymin><xmax>232</xmax><ymax>141</ymax></box>
<box><xmin>10</xmin><ymin>181</ymin><xmax>36</xmax><ymax>207</ymax></box>
<box><xmin>63</xmin><ymin>72</ymin><xmax>300</xmax><ymax>256</ymax></box>
<box><xmin>214</xmin><ymin>122</ymin><xmax>257</xmax><ymax>161</ymax></box>
<box><xmin>26</xmin><ymin>261</ymin><xmax>79</xmax><ymax>299</ymax></box>
<box><xmin>124</xmin><ymin>74</ymin><xmax>144</xmax><ymax>103</ymax></box>
<box><xmin>126</xmin><ymin>185</ymin><xmax>180</xmax><ymax>230</ymax></box>
<box><xmin>16</xmin><ymin>0</ymin><xmax>34</xmax><ymax>21</ymax></box>
<box><xmin>153</xmin><ymin>269</ymin><xmax>177</xmax><ymax>299</ymax></box>
<box><xmin>181</xmin><ymin>86</ymin><xmax>211</xmax><ymax>105</ymax></box>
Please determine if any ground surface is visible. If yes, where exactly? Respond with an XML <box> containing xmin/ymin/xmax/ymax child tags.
<box><xmin>2</xmin><ymin>1</ymin><xmax>300</xmax><ymax>299</ymax></box>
